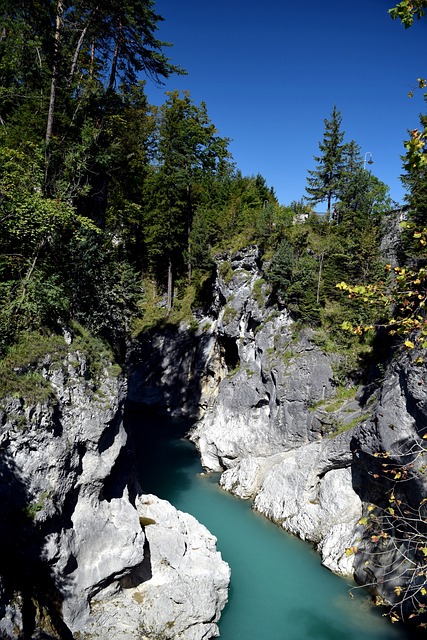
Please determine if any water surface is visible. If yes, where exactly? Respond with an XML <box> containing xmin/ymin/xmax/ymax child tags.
<box><xmin>133</xmin><ymin>415</ymin><xmax>412</xmax><ymax>640</ymax></box>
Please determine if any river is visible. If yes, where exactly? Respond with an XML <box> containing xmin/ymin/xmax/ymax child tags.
<box><xmin>132</xmin><ymin>410</ymin><xmax>413</xmax><ymax>640</ymax></box>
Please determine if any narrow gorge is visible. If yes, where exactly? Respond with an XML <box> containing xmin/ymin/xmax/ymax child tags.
<box><xmin>1</xmin><ymin>245</ymin><xmax>426</xmax><ymax>639</ymax></box>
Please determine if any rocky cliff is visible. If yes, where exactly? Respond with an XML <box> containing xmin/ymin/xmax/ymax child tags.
<box><xmin>2</xmin><ymin>241</ymin><xmax>426</xmax><ymax>636</ymax></box>
<box><xmin>350</xmin><ymin>347</ymin><xmax>427</xmax><ymax>618</ymax></box>
<box><xmin>129</xmin><ymin>248</ymin><xmax>365</xmax><ymax>574</ymax></box>
<box><xmin>0</xmin><ymin>340</ymin><xmax>230</xmax><ymax>639</ymax></box>
<box><xmin>129</xmin><ymin>244</ymin><xmax>427</xmax><ymax>621</ymax></box>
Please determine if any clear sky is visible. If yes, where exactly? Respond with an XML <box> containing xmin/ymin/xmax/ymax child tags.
<box><xmin>144</xmin><ymin>0</ymin><xmax>427</xmax><ymax>207</ymax></box>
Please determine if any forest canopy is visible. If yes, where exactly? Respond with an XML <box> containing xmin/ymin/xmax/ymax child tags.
<box><xmin>0</xmin><ymin>0</ymin><xmax>424</xmax><ymax>366</ymax></box>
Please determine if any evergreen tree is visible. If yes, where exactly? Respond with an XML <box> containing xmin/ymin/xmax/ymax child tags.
<box><xmin>305</xmin><ymin>106</ymin><xmax>345</xmax><ymax>216</ymax></box>
<box><xmin>0</xmin><ymin>0</ymin><xmax>183</xmax><ymax>201</ymax></box>
<box><xmin>335</xmin><ymin>141</ymin><xmax>392</xmax><ymax>227</ymax></box>
<box><xmin>267</xmin><ymin>239</ymin><xmax>294</xmax><ymax>302</ymax></box>
<box><xmin>142</xmin><ymin>91</ymin><xmax>231</xmax><ymax>309</ymax></box>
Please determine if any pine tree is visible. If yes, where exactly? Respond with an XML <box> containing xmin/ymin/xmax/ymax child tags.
<box><xmin>142</xmin><ymin>91</ymin><xmax>231</xmax><ymax>309</ymax></box>
<box><xmin>335</xmin><ymin>140</ymin><xmax>392</xmax><ymax>227</ymax></box>
<box><xmin>305</xmin><ymin>106</ymin><xmax>345</xmax><ymax>217</ymax></box>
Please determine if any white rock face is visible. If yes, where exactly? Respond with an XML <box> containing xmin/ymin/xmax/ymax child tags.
<box><xmin>0</xmin><ymin>344</ymin><xmax>230</xmax><ymax>640</ymax></box>
<box><xmin>82</xmin><ymin>495</ymin><xmax>230</xmax><ymax>640</ymax></box>
<box><xmin>189</xmin><ymin>247</ymin><xmax>342</xmax><ymax>472</ymax></box>
<box><xmin>221</xmin><ymin>438</ymin><xmax>362</xmax><ymax>576</ymax></box>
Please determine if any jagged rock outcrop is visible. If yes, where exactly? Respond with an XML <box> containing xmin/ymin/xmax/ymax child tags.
<box><xmin>82</xmin><ymin>494</ymin><xmax>230</xmax><ymax>640</ymax></box>
<box><xmin>189</xmin><ymin>247</ymin><xmax>343</xmax><ymax>471</ymax></box>
<box><xmin>220</xmin><ymin>431</ymin><xmax>362</xmax><ymax>575</ymax></box>
<box><xmin>128</xmin><ymin>247</ymin><xmax>368</xmax><ymax>577</ymax></box>
<box><xmin>350</xmin><ymin>348</ymin><xmax>427</xmax><ymax>616</ymax></box>
<box><xmin>0</xmin><ymin>343</ymin><xmax>230</xmax><ymax>639</ymax></box>
<box><xmin>127</xmin><ymin>244</ymin><xmax>427</xmax><ymax>617</ymax></box>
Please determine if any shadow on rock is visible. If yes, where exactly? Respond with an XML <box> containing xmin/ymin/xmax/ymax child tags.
<box><xmin>0</xmin><ymin>447</ymin><xmax>73</xmax><ymax>640</ymax></box>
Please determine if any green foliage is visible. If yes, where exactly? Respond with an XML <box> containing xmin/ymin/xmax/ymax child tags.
<box><xmin>267</xmin><ymin>238</ymin><xmax>320</xmax><ymax>324</ymax></box>
<box><xmin>401</xmin><ymin>113</ymin><xmax>427</xmax><ymax>241</ymax></box>
<box><xmin>25</xmin><ymin>493</ymin><xmax>49</xmax><ymax>521</ymax></box>
<box><xmin>253</xmin><ymin>278</ymin><xmax>268</xmax><ymax>306</ymax></box>
<box><xmin>223</xmin><ymin>305</ymin><xmax>238</xmax><ymax>325</ymax></box>
<box><xmin>312</xmin><ymin>385</ymin><xmax>357</xmax><ymax>413</ymax></box>
<box><xmin>0</xmin><ymin>0</ymin><xmax>397</xmax><ymax>368</ymax></box>
<box><xmin>334</xmin><ymin>141</ymin><xmax>393</xmax><ymax>227</ymax></box>
<box><xmin>69</xmin><ymin>321</ymin><xmax>120</xmax><ymax>382</ymax></box>
<box><xmin>389</xmin><ymin>0</ymin><xmax>427</xmax><ymax>27</ymax></box>
<box><xmin>219</xmin><ymin>260</ymin><xmax>234</xmax><ymax>285</ymax></box>
<box><xmin>135</xmin><ymin>90</ymin><xmax>234</xmax><ymax>311</ymax></box>
<box><xmin>306</xmin><ymin>106</ymin><xmax>345</xmax><ymax>214</ymax></box>
<box><xmin>267</xmin><ymin>240</ymin><xmax>293</xmax><ymax>301</ymax></box>
<box><xmin>0</xmin><ymin>332</ymin><xmax>67</xmax><ymax>402</ymax></box>
<box><xmin>337</xmin><ymin>225</ymin><xmax>427</xmax><ymax>351</ymax></box>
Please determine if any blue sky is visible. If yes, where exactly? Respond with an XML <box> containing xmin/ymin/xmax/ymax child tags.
<box><xmin>144</xmin><ymin>0</ymin><xmax>427</xmax><ymax>207</ymax></box>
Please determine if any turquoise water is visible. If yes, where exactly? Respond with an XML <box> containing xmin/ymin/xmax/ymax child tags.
<box><xmin>133</xmin><ymin>418</ymin><xmax>412</xmax><ymax>640</ymax></box>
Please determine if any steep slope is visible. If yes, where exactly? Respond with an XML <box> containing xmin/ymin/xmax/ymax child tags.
<box><xmin>0</xmin><ymin>340</ymin><xmax>230</xmax><ymax>639</ymax></box>
<box><xmin>128</xmin><ymin>244</ymin><xmax>427</xmax><ymax>623</ymax></box>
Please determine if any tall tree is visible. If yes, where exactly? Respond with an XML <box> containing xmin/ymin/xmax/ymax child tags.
<box><xmin>0</xmin><ymin>0</ymin><xmax>183</xmax><ymax>198</ymax></box>
<box><xmin>142</xmin><ymin>91</ymin><xmax>231</xmax><ymax>309</ymax></box>
<box><xmin>335</xmin><ymin>140</ymin><xmax>392</xmax><ymax>227</ymax></box>
<box><xmin>305</xmin><ymin>106</ymin><xmax>345</xmax><ymax>217</ymax></box>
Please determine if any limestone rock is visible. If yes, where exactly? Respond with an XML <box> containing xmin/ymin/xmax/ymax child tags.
<box><xmin>81</xmin><ymin>495</ymin><xmax>230</xmax><ymax>640</ymax></box>
<box><xmin>0</xmin><ymin>344</ymin><xmax>230</xmax><ymax>640</ymax></box>
<box><xmin>190</xmin><ymin>248</ymin><xmax>347</xmax><ymax>471</ymax></box>
<box><xmin>221</xmin><ymin>435</ymin><xmax>362</xmax><ymax>576</ymax></box>
<box><xmin>350</xmin><ymin>348</ymin><xmax>427</xmax><ymax>612</ymax></box>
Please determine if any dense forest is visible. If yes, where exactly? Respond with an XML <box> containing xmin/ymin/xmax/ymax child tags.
<box><xmin>1</xmin><ymin>1</ymin><xmax>427</xmax><ymax>634</ymax></box>
<box><xmin>0</xmin><ymin>0</ymin><xmax>426</xmax><ymax>378</ymax></box>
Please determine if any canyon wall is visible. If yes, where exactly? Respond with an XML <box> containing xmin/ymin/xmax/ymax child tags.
<box><xmin>0</xmin><ymin>345</ymin><xmax>229</xmax><ymax>639</ymax></box>
<box><xmin>129</xmin><ymin>245</ymin><xmax>427</xmax><ymax>617</ymax></box>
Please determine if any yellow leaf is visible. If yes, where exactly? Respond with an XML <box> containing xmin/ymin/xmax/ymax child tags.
<box><xmin>404</xmin><ymin>340</ymin><xmax>415</xmax><ymax>349</ymax></box>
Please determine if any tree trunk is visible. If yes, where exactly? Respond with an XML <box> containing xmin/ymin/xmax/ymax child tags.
<box><xmin>69</xmin><ymin>25</ymin><xmax>88</xmax><ymax>85</ymax></box>
<box><xmin>327</xmin><ymin>192</ymin><xmax>332</xmax><ymax>222</ymax></box>
<box><xmin>90</xmin><ymin>40</ymin><xmax>95</xmax><ymax>77</ymax></box>
<box><xmin>45</xmin><ymin>0</ymin><xmax>64</xmax><ymax>146</ymax></box>
<box><xmin>167</xmin><ymin>257</ymin><xmax>173</xmax><ymax>313</ymax></box>
<box><xmin>69</xmin><ymin>5</ymin><xmax>99</xmax><ymax>84</ymax></box>
<box><xmin>108</xmin><ymin>21</ymin><xmax>122</xmax><ymax>91</ymax></box>
<box><xmin>316</xmin><ymin>251</ymin><xmax>325</xmax><ymax>304</ymax></box>
<box><xmin>186</xmin><ymin>183</ymin><xmax>192</xmax><ymax>284</ymax></box>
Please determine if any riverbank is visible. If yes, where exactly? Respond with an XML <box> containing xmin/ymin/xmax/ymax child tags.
<box><xmin>133</xmin><ymin>412</ymin><xmax>412</xmax><ymax>640</ymax></box>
